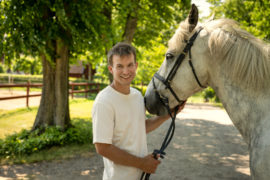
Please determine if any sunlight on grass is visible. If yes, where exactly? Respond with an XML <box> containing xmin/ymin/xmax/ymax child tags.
<box><xmin>0</xmin><ymin>108</ymin><xmax>37</xmax><ymax>138</ymax></box>
<box><xmin>0</xmin><ymin>98</ymin><xmax>94</xmax><ymax>139</ymax></box>
<box><xmin>69</xmin><ymin>99</ymin><xmax>94</xmax><ymax>119</ymax></box>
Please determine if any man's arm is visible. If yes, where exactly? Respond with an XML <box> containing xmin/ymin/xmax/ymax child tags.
<box><xmin>145</xmin><ymin>102</ymin><xmax>186</xmax><ymax>133</ymax></box>
<box><xmin>95</xmin><ymin>143</ymin><xmax>160</xmax><ymax>174</ymax></box>
<box><xmin>145</xmin><ymin>114</ymin><xmax>170</xmax><ymax>133</ymax></box>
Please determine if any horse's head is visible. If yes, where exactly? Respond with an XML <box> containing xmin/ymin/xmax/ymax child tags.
<box><xmin>145</xmin><ymin>4</ymin><xmax>210</xmax><ymax>115</ymax></box>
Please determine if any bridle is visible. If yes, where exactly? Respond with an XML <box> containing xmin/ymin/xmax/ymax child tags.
<box><xmin>153</xmin><ymin>27</ymin><xmax>206</xmax><ymax>108</ymax></box>
<box><xmin>141</xmin><ymin>27</ymin><xmax>206</xmax><ymax>180</ymax></box>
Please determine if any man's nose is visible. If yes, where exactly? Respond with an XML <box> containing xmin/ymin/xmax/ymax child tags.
<box><xmin>122</xmin><ymin>67</ymin><xmax>129</xmax><ymax>74</ymax></box>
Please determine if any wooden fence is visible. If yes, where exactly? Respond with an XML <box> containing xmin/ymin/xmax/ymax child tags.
<box><xmin>0</xmin><ymin>82</ymin><xmax>101</xmax><ymax>107</ymax></box>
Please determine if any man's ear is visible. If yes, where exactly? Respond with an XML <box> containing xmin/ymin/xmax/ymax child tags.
<box><xmin>108</xmin><ymin>65</ymin><xmax>113</xmax><ymax>74</ymax></box>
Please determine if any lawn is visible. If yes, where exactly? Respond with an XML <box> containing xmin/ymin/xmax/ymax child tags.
<box><xmin>0</xmin><ymin>98</ymin><xmax>94</xmax><ymax>139</ymax></box>
<box><xmin>0</xmin><ymin>98</ymin><xmax>95</xmax><ymax>164</ymax></box>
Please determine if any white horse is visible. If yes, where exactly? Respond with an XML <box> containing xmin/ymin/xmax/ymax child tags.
<box><xmin>144</xmin><ymin>4</ymin><xmax>270</xmax><ymax>180</ymax></box>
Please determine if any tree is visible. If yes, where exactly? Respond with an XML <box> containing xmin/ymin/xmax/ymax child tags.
<box><xmin>95</xmin><ymin>0</ymin><xmax>192</xmax><ymax>82</ymax></box>
<box><xmin>207</xmin><ymin>0</ymin><xmax>270</xmax><ymax>41</ymax></box>
<box><xmin>0</xmin><ymin>0</ymin><xmax>107</xmax><ymax>130</ymax></box>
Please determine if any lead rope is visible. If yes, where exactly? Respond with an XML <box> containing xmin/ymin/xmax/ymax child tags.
<box><xmin>140</xmin><ymin>104</ymin><xmax>179</xmax><ymax>180</ymax></box>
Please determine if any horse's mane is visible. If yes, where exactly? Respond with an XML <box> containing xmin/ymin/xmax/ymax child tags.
<box><xmin>169</xmin><ymin>18</ymin><xmax>270</xmax><ymax>91</ymax></box>
<box><xmin>205</xmin><ymin>19</ymin><xmax>270</xmax><ymax>90</ymax></box>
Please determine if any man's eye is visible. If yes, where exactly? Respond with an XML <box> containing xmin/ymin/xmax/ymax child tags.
<box><xmin>128</xmin><ymin>63</ymin><xmax>134</xmax><ymax>67</ymax></box>
<box><xmin>166</xmin><ymin>53</ymin><xmax>174</xmax><ymax>60</ymax></box>
<box><xmin>116</xmin><ymin>66</ymin><xmax>123</xmax><ymax>69</ymax></box>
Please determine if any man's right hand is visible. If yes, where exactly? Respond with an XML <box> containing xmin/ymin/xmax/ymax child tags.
<box><xmin>139</xmin><ymin>154</ymin><xmax>161</xmax><ymax>173</ymax></box>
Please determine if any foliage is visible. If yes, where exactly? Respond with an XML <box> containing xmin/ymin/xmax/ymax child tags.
<box><xmin>134</xmin><ymin>40</ymin><xmax>167</xmax><ymax>84</ymax></box>
<box><xmin>0</xmin><ymin>64</ymin><xmax>6</xmax><ymax>73</ymax></box>
<box><xmin>202</xmin><ymin>87</ymin><xmax>219</xmax><ymax>102</ymax></box>
<box><xmin>207</xmin><ymin>0</ymin><xmax>270</xmax><ymax>41</ymax></box>
<box><xmin>94</xmin><ymin>0</ymin><xmax>192</xmax><ymax>82</ymax></box>
<box><xmin>132</xmin><ymin>84</ymin><xmax>148</xmax><ymax>96</ymax></box>
<box><xmin>0</xmin><ymin>119</ymin><xmax>92</xmax><ymax>158</ymax></box>
<box><xmin>132</xmin><ymin>0</ymin><xmax>191</xmax><ymax>47</ymax></box>
<box><xmin>7</xmin><ymin>56</ymin><xmax>42</xmax><ymax>75</ymax></box>
<box><xmin>100</xmin><ymin>0</ymin><xmax>192</xmax><ymax>47</ymax></box>
<box><xmin>0</xmin><ymin>0</ymin><xmax>108</xmax><ymax>66</ymax></box>
<box><xmin>93</xmin><ymin>61</ymin><xmax>110</xmax><ymax>83</ymax></box>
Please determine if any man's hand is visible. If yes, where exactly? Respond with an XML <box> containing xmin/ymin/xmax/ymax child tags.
<box><xmin>171</xmin><ymin>100</ymin><xmax>186</xmax><ymax>116</ymax></box>
<box><xmin>138</xmin><ymin>154</ymin><xmax>161</xmax><ymax>174</ymax></box>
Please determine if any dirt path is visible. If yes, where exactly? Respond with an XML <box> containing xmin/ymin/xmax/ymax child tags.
<box><xmin>0</xmin><ymin>103</ymin><xmax>251</xmax><ymax>180</ymax></box>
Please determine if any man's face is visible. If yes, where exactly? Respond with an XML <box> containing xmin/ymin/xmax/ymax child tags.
<box><xmin>108</xmin><ymin>54</ymin><xmax>138</xmax><ymax>87</ymax></box>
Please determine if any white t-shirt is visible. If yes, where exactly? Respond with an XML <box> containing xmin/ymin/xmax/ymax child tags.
<box><xmin>92</xmin><ymin>86</ymin><xmax>148</xmax><ymax>180</ymax></box>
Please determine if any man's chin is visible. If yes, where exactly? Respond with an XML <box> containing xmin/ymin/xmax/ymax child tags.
<box><xmin>120</xmin><ymin>79</ymin><xmax>134</xmax><ymax>84</ymax></box>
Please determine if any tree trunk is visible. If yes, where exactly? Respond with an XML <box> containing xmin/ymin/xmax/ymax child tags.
<box><xmin>103</xmin><ymin>0</ymin><xmax>114</xmax><ymax>83</ymax></box>
<box><xmin>54</xmin><ymin>39</ymin><xmax>70</xmax><ymax>128</ymax></box>
<box><xmin>122</xmin><ymin>0</ymin><xmax>140</xmax><ymax>44</ymax></box>
<box><xmin>32</xmin><ymin>39</ymin><xmax>70</xmax><ymax>131</ymax></box>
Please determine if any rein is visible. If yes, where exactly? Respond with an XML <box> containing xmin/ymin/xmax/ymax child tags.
<box><xmin>140</xmin><ymin>104</ymin><xmax>179</xmax><ymax>180</ymax></box>
<box><xmin>141</xmin><ymin>28</ymin><xmax>205</xmax><ymax>180</ymax></box>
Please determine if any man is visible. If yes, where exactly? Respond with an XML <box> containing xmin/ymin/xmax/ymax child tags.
<box><xmin>92</xmin><ymin>42</ymin><xmax>185</xmax><ymax>180</ymax></box>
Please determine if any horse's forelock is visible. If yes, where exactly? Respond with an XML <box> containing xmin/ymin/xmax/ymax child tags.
<box><xmin>168</xmin><ymin>21</ymin><xmax>191</xmax><ymax>53</ymax></box>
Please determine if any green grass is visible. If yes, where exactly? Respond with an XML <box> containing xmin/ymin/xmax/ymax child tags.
<box><xmin>0</xmin><ymin>98</ymin><xmax>94</xmax><ymax>139</ymax></box>
<box><xmin>0</xmin><ymin>98</ymin><xmax>95</xmax><ymax>165</ymax></box>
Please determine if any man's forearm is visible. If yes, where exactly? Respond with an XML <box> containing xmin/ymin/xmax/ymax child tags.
<box><xmin>95</xmin><ymin>143</ymin><xmax>143</xmax><ymax>169</ymax></box>
<box><xmin>145</xmin><ymin>101</ymin><xmax>186</xmax><ymax>133</ymax></box>
<box><xmin>145</xmin><ymin>115</ymin><xmax>170</xmax><ymax>133</ymax></box>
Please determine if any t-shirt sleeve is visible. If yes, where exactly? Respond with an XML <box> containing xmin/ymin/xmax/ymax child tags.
<box><xmin>92</xmin><ymin>102</ymin><xmax>114</xmax><ymax>144</ymax></box>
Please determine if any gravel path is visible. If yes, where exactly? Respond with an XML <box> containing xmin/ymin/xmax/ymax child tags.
<box><xmin>0</xmin><ymin>103</ymin><xmax>250</xmax><ymax>180</ymax></box>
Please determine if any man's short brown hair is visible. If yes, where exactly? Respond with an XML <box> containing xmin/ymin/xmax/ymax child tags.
<box><xmin>107</xmin><ymin>42</ymin><xmax>136</xmax><ymax>66</ymax></box>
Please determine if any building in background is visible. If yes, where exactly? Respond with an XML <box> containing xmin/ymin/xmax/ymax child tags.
<box><xmin>69</xmin><ymin>61</ymin><xmax>96</xmax><ymax>80</ymax></box>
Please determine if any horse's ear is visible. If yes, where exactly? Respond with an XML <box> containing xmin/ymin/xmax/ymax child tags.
<box><xmin>187</xmin><ymin>4</ymin><xmax>199</xmax><ymax>32</ymax></box>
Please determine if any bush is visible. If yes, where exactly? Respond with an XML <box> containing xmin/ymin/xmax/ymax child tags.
<box><xmin>0</xmin><ymin>64</ymin><xmax>5</xmax><ymax>73</ymax></box>
<box><xmin>0</xmin><ymin>119</ymin><xmax>92</xmax><ymax>157</ymax></box>
<box><xmin>132</xmin><ymin>85</ymin><xmax>147</xmax><ymax>96</ymax></box>
<box><xmin>202</xmin><ymin>87</ymin><xmax>219</xmax><ymax>102</ymax></box>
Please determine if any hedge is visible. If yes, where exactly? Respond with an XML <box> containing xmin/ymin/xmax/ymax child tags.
<box><xmin>0</xmin><ymin>74</ymin><xmax>43</xmax><ymax>84</ymax></box>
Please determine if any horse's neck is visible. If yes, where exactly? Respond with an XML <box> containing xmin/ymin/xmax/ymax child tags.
<box><xmin>209</xmin><ymin>69</ymin><xmax>270</xmax><ymax>145</ymax></box>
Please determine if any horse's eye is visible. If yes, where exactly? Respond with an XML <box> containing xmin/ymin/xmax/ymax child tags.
<box><xmin>166</xmin><ymin>53</ymin><xmax>174</xmax><ymax>60</ymax></box>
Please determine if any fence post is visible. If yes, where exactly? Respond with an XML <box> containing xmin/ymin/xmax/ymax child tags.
<box><xmin>26</xmin><ymin>81</ymin><xmax>30</xmax><ymax>107</ymax></box>
<box><xmin>85</xmin><ymin>84</ymin><xmax>88</xmax><ymax>98</ymax></box>
<box><xmin>71</xmin><ymin>84</ymin><xmax>74</xmax><ymax>99</ymax></box>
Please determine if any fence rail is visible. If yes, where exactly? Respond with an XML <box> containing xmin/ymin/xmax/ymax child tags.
<box><xmin>0</xmin><ymin>82</ymin><xmax>101</xmax><ymax>107</ymax></box>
